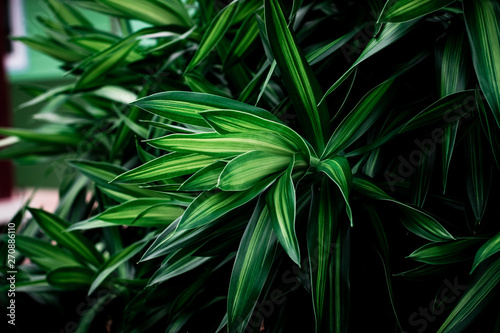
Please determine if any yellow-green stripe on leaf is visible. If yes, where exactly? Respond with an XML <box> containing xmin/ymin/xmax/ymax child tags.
<box><xmin>266</xmin><ymin>155</ymin><xmax>300</xmax><ymax>265</ymax></box>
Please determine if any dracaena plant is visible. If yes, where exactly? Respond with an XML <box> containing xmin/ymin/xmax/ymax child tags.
<box><xmin>1</xmin><ymin>0</ymin><xmax>500</xmax><ymax>332</ymax></box>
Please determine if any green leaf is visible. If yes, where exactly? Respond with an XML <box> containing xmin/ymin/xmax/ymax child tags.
<box><xmin>14</xmin><ymin>235</ymin><xmax>84</xmax><ymax>271</ymax></box>
<box><xmin>353</xmin><ymin>178</ymin><xmax>454</xmax><ymax>242</ymax></box>
<box><xmin>471</xmin><ymin>231</ymin><xmax>500</xmax><ymax>273</ymax></box>
<box><xmin>227</xmin><ymin>198</ymin><xmax>277</xmax><ymax>333</ymax></box>
<box><xmin>75</xmin><ymin>41</ymin><xmax>138</xmax><ymax>90</ymax></box>
<box><xmin>320</xmin><ymin>20</ymin><xmax>418</xmax><ymax>104</ymax></box>
<box><xmin>68</xmin><ymin>198</ymin><xmax>184</xmax><ymax>230</ymax></box>
<box><xmin>0</xmin><ymin>127</ymin><xmax>84</xmax><ymax>146</ymax></box>
<box><xmin>132</xmin><ymin>91</ymin><xmax>277</xmax><ymax>127</ymax></box>
<box><xmin>146</xmin><ymin>131</ymin><xmax>296</xmax><ymax>156</ymax></box>
<box><xmin>399</xmin><ymin>90</ymin><xmax>476</xmax><ymax>133</ymax></box>
<box><xmin>148</xmin><ymin>248</ymin><xmax>211</xmax><ymax>286</ymax></box>
<box><xmin>111</xmin><ymin>153</ymin><xmax>218</xmax><ymax>184</ymax></box>
<box><xmin>307</xmin><ymin>177</ymin><xmax>347</xmax><ymax>332</ymax></box>
<box><xmin>437</xmin><ymin>257</ymin><xmax>500</xmax><ymax>333</ymax></box>
<box><xmin>477</xmin><ymin>89</ymin><xmax>500</xmax><ymax>170</ymax></box>
<box><xmin>179</xmin><ymin>161</ymin><xmax>225</xmax><ymax>191</ymax></box>
<box><xmin>410</xmin><ymin>147</ymin><xmax>435</xmax><ymax>208</ymax></box>
<box><xmin>201</xmin><ymin>110</ymin><xmax>313</xmax><ymax>160</ymax></box>
<box><xmin>218</xmin><ymin>151</ymin><xmax>291</xmax><ymax>191</ymax></box>
<box><xmin>265</xmin><ymin>0</ymin><xmax>329</xmax><ymax>151</ymax></box>
<box><xmin>323</xmin><ymin>79</ymin><xmax>394</xmax><ymax>158</ymax></box>
<box><xmin>305</xmin><ymin>28</ymin><xmax>361</xmax><ymax>66</ymax></box>
<box><xmin>177</xmin><ymin>175</ymin><xmax>277</xmax><ymax>231</ymax></box>
<box><xmin>224</xmin><ymin>13</ymin><xmax>260</xmax><ymax>68</ymax></box>
<box><xmin>89</xmin><ymin>236</ymin><xmax>152</xmax><ymax>294</ymax></box>
<box><xmin>47</xmin><ymin>266</ymin><xmax>94</xmax><ymax>290</ymax></box>
<box><xmin>97</xmin><ymin>0</ymin><xmax>192</xmax><ymax>26</ymax></box>
<box><xmin>185</xmin><ymin>0</ymin><xmax>239</xmax><ymax>72</ymax></box>
<box><xmin>465</xmin><ymin>123</ymin><xmax>491</xmax><ymax>225</ymax></box>
<box><xmin>379</xmin><ymin>0</ymin><xmax>456</xmax><ymax>22</ymax></box>
<box><xmin>316</xmin><ymin>156</ymin><xmax>353</xmax><ymax>225</ymax></box>
<box><xmin>70</xmin><ymin>160</ymin><xmax>171</xmax><ymax>202</ymax></box>
<box><xmin>265</xmin><ymin>155</ymin><xmax>300</xmax><ymax>265</ymax></box>
<box><xmin>436</xmin><ymin>24</ymin><xmax>469</xmax><ymax>192</ymax></box>
<box><xmin>46</xmin><ymin>0</ymin><xmax>92</xmax><ymax>27</ymax></box>
<box><xmin>28</xmin><ymin>208</ymin><xmax>103</xmax><ymax>267</ymax></box>
<box><xmin>111</xmin><ymin>85</ymin><xmax>149</xmax><ymax>159</ymax></box>
<box><xmin>184</xmin><ymin>71</ymin><xmax>232</xmax><ymax>97</ymax></box>
<box><xmin>365</xmin><ymin>205</ymin><xmax>402</xmax><ymax>329</ymax></box>
<box><xmin>408</xmin><ymin>239</ymin><xmax>482</xmax><ymax>265</ymax></box>
<box><xmin>13</xmin><ymin>36</ymin><xmax>85</xmax><ymax>62</ymax></box>
<box><xmin>464</xmin><ymin>0</ymin><xmax>500</xmax><ymax>127</ymax></box>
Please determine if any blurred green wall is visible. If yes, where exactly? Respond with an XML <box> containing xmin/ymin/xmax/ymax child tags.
<box><xmin>7</xmin><ymin>0</ymin><xmax>110</xmax><ymax>188</ymax></box>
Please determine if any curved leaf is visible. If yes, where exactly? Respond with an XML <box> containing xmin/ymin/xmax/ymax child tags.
<box><xmin>132</xmin><ymin>91</ymin><xmax>277</xmax><ymax>127</ymax></box>
<box><xmin>316</xmin><ymin>156</ymin><xmax>353</xmax><ymax>225</ymax></box>
<box><xmin>111</xmin><ymin>153</ymin><xmax>218</xmax><ymax>184</ymax></box>
<box><xmin>352</xmin><ymin>178</ymin><xmax>454</xmax><ymax>241</ymax></box>
<box><xmin>265</xmin><ymin>0</ymin><xmax>329</xmax><ymax>151</ymax></box>
<box><xmin>146</xmin><ymin>131</ymin><xmax>296</xmax><ymax>156</ymax></box>
<box><xmin>219</xmin><ymin>151</ymin><xmax>291</xmax><ymax>191</ymax></box>
<box><xmin>471</xmin><ymin>231</ymin><xmax>500</xmax><ymax>273</ymax></box>
<box><xmin>227</xmin><ymin>199</ymin><xmax>277</xmax><ymax>333</ymax></box>
<box><xmin>379</xmin><ymin>0</ymin><xmax>456</xmax><ymax>22</ymax></box>
<box><xmin>186</xmin><ymin>0</ymin><xmax>239</xmax><ymax>72</ymax></box>
<box><xmin>464</xmin><ymin>0</ymin><xmax>500</xmax><ymax>127</ymax></box>
<box><xmin>28</xmin><ymin>208</ymin><xmax>103</xmax><ymax>267</ymax></box>
<box><xmin>266</xmin><ymin>155</ymin><xmax>300</xmax><ymax>265</ymax></box>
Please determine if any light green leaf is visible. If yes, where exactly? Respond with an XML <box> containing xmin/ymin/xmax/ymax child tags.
<box><xmin>227</xmin><ymin>199</ymin><xmax>277</xmax><ymax>333</ymax></box>
<box><xmin>179</xmin><ymin>161</ymin><xmax>226</xmax><ymax>191</ymax></box>
<box><xmin>68</xmin><ymin>198</ymin><xmax>184</xmax><ymax>230</ymax></box>
<box><xmin>185</xmin><ymin>0</ymin><xmax>239</xmax><ymax>72</ymax></box>
<box><xmin>177</xmin><ymin>175</ymin><xmax>277</xmax><ymax>231</ymax></box>
<box><xmin>111</xmin><ymin>153</ymin><xmax>218</xmax><ymax>184</ymax></box>
<box><xmin>201</xmin><ymin>110</ymin><xmax>313</xmax><ymax>160</ymax></box>
<box><xmin>146</xmin><ymin>131</ymin><xmax>296</xmax><ymax>156</ymax></box>
<box><xmin>316</xmin><ymin>156</ymin><xmax>353</xmax><ymax>225</ymax></box>
<box><xmin>218</xmin><ymin>151</ymin><xmax>291</xmax><ymax>191</ymax></box>
<box><xmin>266</xmin><ymin>155</ymin><xmax>300</xmax><ymax>265</ymax></box>
<box><xmin>132</xmin><ymin>91</ymin><xmax>277</xmax><ymax>127</ymax></box>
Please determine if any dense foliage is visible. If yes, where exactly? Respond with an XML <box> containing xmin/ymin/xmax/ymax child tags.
<box><xmin>1</xmin><ymin>0</ymin><xmax>500</xmax><ymax>332</ymax></box>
